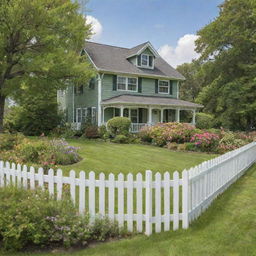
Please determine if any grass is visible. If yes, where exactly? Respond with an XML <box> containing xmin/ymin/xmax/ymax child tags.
<box><xmin>1</xmin><ymin>164</ymin><xmax>255</xmax><ymax>256</ymax></box>
<box><xmin>57</xmin><ymin>139</ymin><xmax>216</xmax><ymax>176</ymax></box>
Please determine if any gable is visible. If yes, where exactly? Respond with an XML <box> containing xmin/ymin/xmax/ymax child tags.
<box><xmin>84</xmin><ymin>41</ymin><xmax>185</xmax><ymax>80</ymax></box>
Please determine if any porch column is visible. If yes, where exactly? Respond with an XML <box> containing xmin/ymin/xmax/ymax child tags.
<box><xmin>192</xmin><ymin>109</ymin><xmax>196</xmax><ymax>125</ymax></box>
<box><xmin>175</xmin><ymin>108</ymin><xmax>180</xmax><ymax>123</ymax></box>
<box><xmin>102</xmin><ymin>107</ymin><xmax>105</xmax><ymax>124</ymax></box>
<box><xmin>120</xmin><ymin>106</ymin><xmax>124</xmax><ymax>117</ymax></box>
<box><xmin>148</xmin><ymin>107</ymin><xmax>152</xmax><ymax>124</ymax></box>
<box><xmin>160</xmin><ymin>109</ymin><xmax>164</xmax><ymax>123</ymax></box>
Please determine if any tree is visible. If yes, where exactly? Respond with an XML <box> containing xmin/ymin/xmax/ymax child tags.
<box><xmin>176</xmin><ymin>60</ymin><xmax>203</xmax><ymax>101</ymax></box>
<box><xmin>4</xmin><ymin>87</ymin><xmax>62</xmax><ymax>135</ymax></box>
<box><xmin>195</xmin><ymin>0</ymin><xmax>256</xmax><ymax>130</ymax></box>
<box><xmin>0</xmin><ymin>0</ymin><xmax>94</xmax><ymax>132</ymax></box>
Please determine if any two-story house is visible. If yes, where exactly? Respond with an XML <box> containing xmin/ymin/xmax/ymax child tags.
<box><xmin>58</xmin><ymin>41</ymin><xmax>202</xmax><ymax>132</ymax></box>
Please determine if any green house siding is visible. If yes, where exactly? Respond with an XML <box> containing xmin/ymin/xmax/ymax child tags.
<box><xmin>60</xmin><ymin>81</ymin><xmax>98</xmax><ymax>123</ymax></box>
<box><xmin>59</xmin><ymin>74</ymin><xmax>179</xmax><ymax>123</ymax></box>
<box><xmin>101</xmin><ymin>74</ymin><xmax>179</xmax><ymax>100</ymax></box>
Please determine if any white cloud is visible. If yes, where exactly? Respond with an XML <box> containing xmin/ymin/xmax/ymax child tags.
<box><xmin>158</xmin><ymin>34</ymin><xmax>200</xmax><ymax>67</ymax></box>
<box><xmin>85</xmin><ymin>15</ymin><xmax>103</xmax><ymax>41</ymax></box>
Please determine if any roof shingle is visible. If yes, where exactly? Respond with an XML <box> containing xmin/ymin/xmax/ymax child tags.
<box><xmin>101</xmin><ymin>95</ymin><xmax>203</xmax><ymax>108</ymax></box>
<box><xmin>84</xmin><ymin>41</ymin><xmax>185</xmax><ymax>80</ymax></box>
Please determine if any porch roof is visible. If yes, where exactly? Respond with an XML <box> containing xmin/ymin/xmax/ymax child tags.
<box><xmin>101</xmin><ymin>95</ymin><xmax>203</xmax><ymax>109</ymax></box>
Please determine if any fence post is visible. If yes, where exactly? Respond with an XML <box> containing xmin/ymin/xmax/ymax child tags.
<box><xmin>182</xmin><ymin>170</ymin><xmax>189</xmax><ymax>229</ymax></box>
<box><xmin>145</xmin><ymin>170</ymin><xmax>152</xmax><ymax>236</ymax></box>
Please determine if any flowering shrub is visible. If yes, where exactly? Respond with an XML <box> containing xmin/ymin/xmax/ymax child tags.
<box><xmin>0</xmin><ymin>137</ymin><xmax>81</xmax><ymax>168</ymax></box>
<box><xmin>190</xmin><ymin>132</ymin><xmax>220</xmax><ymax>152</ymax></box>
<box><xmin>0</xmin><ymin>187</ymin><xmax>124</xmax><ymax>251</ymax></box>
<box><xmin>139</xmin><ymin>122</ymin><xmax>199</xmax><ymax>146</ymax></box>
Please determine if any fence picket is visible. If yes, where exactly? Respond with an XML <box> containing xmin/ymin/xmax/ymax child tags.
<box><xmin>99</xmin><ymin>173</ymin><xmax>105</xmax><ymax>216</ymax></box>
<box><xmin>89</xmin><ymin>171</ymin><xmax>95</xmax><ymax>221</ymax></box>
<box><xmin>57</xmin><ymin>169</ymin><xmax>63</xmax><ymax>200</ymax></box>
<box><xmin>145</xmin><ymin>170</ymin><xmax>152</xmax><ymax>236</ymax></box>
<box><xmin>30</xmin><ymin>166</ymin><xmax>35</xmax><ymax>189</ymax></box>
<box><xmin>108</xmin><ymin>173</ymin><xmax>115</xmax><ymax>220</ymax></box>
<box><xmin>49</xmin><ymin>169</ymin><xmax>54</xmax><ymax>196</ymax></box>
<box><xmin>163</xmin><ymin>172</ymin><xmax>170</xmax><ymax>231</ymax></box>
<box><xmin>182</xmin><ymin>170</ymin><xmax>189</xmax><ymax>229</ymax></box>
<box><xmin>11</xmin><ymin>163</ymin><xmax>16</xmax><ymax>185</ymax></box>
<box><xmin>117</xmin><ymin>173</ymin><xmax>124</xmax><ymax>227</ymax></box>
<box><xmin>173</xmin><ymin>171</ymin><xmax>179</xmax><ymax>230</ymax></box>
<box><xmin>127</xmin><ymin>173</ymin><xmax>134</xmax><ymax>232</ymax></box>
<box><xmin>38</xmin><ymin>167</ymin><xmax>44</xmax><ymax>190</ymax></box>
<box><xmin>136</xmin><ymin>173</ymin><xmax>143</xmax><ymax>232</ymax></box>
<box><xmin>22</xmin><ymin>165</ymin><xmax>27</xmax><ymax>189</ymax></box>
<box><xmin>79</xmin><ymin>171</ymin><xmax>86</xmax><ymax>215</ymax></box>
<box><xmin>6</xmin><ymin>162</ymin><xmax>10</xmax><ymax>186</ymax></box>
<box><xmin>155</xmin><ymin>172</ymin><xmax>161</xmax><ymax>233</ymax></box>
<box><xmin>69</xmin><ymin>170</ymin><xmax>76</xmax><ymax>204</ymax></box>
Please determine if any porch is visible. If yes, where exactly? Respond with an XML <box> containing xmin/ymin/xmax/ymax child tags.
<box><xmin>102</xmin><ymin>106</ymin><xmax>197</xmax><ymax>133</ymax></box>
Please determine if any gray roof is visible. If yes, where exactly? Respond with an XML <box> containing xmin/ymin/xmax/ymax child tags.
<box><xmin>84</xmin><ymin>41</ymin><xmax>185</xmax><ymax>80</ymax></box>
<box><xmin>101</xmin><ymin>95</ymin><xmax>203</xmax><ymax>108</ymax></box>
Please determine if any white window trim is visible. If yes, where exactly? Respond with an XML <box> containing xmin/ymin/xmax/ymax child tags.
<box><xmin>117</xmin><ymin>76</ymin><xmax>138</xmax><ymax>92</ymax></box>
<box><xmin>158</xmin><ymin>80</ymin><xmax>170</xmax><ymax>95</ymax></box>
<box><xmin>76</xmin><ymin>108</ymin><xmax>82</xmax><ymax>123</ymax></box>
<box><xmin>140</xmin><ymin>54</ymin><xmax>154</xmax><ymax>69</ymax></box>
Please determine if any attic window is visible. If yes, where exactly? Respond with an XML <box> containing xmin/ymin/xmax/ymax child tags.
<box><xmin>140</xmin><ymin>54</ymin><xmax>153</xmax><ymax>68</ymax></box>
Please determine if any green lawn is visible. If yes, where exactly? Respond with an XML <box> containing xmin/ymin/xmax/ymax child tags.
<box><xmin>1</xmin><ymin>165</ymin><xmax>256</xmax><ymax>256</ymax></box>
<box><xmin>58</xmin><ymin>139</ymin><xmax>216</xmax><ymax>176</ymax></box>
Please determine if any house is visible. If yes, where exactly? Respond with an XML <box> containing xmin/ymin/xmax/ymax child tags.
<box><xmin>58</xmin><ymin>41</ymin><xmax>203</xmax><ymax>132</ymax></box>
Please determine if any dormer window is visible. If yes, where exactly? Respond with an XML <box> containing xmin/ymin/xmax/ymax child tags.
<box><xmin>140</xmin><ymin>54</ymin><xmax>153</xmax><ymax>68</ymax></box>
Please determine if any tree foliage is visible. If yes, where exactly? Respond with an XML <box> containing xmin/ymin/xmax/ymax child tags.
<box><xmin>0</xmin><ymin>0</ymin><xmax>95</xmax><ymax>131</ymax></box>
<box><xmin>4</xmin><ymin>88</ymin><xmax>62</xmax><ymax>136</ymax></box>
<box><xmin>195</xmin><ymin>0</ymin><xmax>256</xmax><ymax>130</ymax></box>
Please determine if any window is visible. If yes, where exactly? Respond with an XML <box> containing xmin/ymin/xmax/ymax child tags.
<box><xmin>140</xmin><ymin>54</ymin><xmax>154</xmax><ymax>68</ymax></box>
<box><xmin>141</xmin><ymin>54</ymin><xmax>148</xmax><ymax>66</ymax></box>
<box><xmin>76</xmin><ymin>108</ymin><xmax>82</xmax><ymax>123</ymax></box>
<box><xmin>74</xmin><ymin>85</ymin><xmax>83</xmax><ymax>95</ymax></box>
<box><xmin>82</xmin><ymin>108</ymin><xmax>88</xmax><ymax>122</ymax></box>
<box><xmin>158</xmin><ymin>80</ymin><xmax>169</xmax><ymax>94</ymax></box>
<box><xmin>91</xmin><ymin>107</ymin><xmax>97</xmax><ymax>124</ymax></box>
<box><xmin>128</xmin><ymin>78</ymin><xmax>137</xmax><ymax>91</ymax></box>
<box><xmin>117</xmin><ymin>76</ymin><xmax>138</xmax><ymax>91</ymax></box>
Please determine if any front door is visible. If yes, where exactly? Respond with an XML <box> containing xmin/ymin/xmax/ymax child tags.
<box><xmin>152</xmin><ymin>109</ymin><xmax>160</xmax><ymax>124</ymax></box>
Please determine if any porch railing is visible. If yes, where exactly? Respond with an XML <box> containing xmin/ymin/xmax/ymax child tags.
<box><xmin>130</xmin><ymin>123</ymin><xmax>151</xmax><ymax>133</ymax></box>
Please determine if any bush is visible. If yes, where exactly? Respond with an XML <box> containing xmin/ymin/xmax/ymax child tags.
<box><xmin>196</xmin><ymin>113</ymin><xmax>214</xmax><ymax>129</ymax></box>
<box><xmin>112</xmin><ymin>135</ymin><xmax>129</xmax><ymax>144</ymax></box>
<box><xmin>98</xmin><ymin>125</ymin><xmax>108</xmax><ymax>138</ymax></box>
<box><xmin>107</xmin><ymin>117</ymin><xmax>131</xmax><ymax>136</ymax></box>
<box><xmin>84</xmin><ymin>126</ymin><xmax>99</xmax><ymax>139</ymax></box>
<box><xmin>166</xmin><ymin>142</ymin><xmax>178</xmax><ymax>150</ymax></box>
<box><xmin>138</xmin><ymin>122</ymin><xmax>199</xmax><ymax>147</ymax></box>
<box><xmin>0</xmin><ymin>133</ymin><xmax>25</xmax><ymax>151</ymax></box>
<box><xmin>0</xmin><ymin>186</ymin><xmax>123</xmax><ymax>251</ymax></box>
<box><xmin>4</xmin><ymin>103</ymin><xmax>63</xmax><ymax>136</ymax></box>
<box><xmin>0</xmin><ymin>137</ymin><xmax>81</xmax><ymax>168</ymax></box>
<box><xmin>190</xmin><ymin>132</ymin><xmax>220</xmax><ymax>152</ymax></box>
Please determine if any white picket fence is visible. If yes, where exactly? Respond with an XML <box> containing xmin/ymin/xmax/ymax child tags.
<box><xmin>0</xmin><ymin>141</ymin><xmax>255</xmax><ymax>235</ymax></box>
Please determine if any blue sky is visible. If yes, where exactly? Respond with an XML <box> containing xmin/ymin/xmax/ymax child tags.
<box><xmin>82</xmin><ymin>0</ymin><xmax>223</xmax><ymax>66</ymax></box>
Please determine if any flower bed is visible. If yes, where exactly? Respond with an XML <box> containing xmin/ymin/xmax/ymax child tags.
<box><xmin>0</xmin><ymin>134</ymin><xmax>81</xmax><ymax>170</ymax></box>
<box><xmin>139</xmin><ymin>123</ymin><xmax>255</xmax><ymax>153</ymax></box>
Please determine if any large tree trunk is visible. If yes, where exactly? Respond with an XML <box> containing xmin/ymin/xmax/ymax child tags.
<box><xmin>0</xmin><ymin>94</ymin><xmax>5</xmax><ymax>133</ymax></box>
